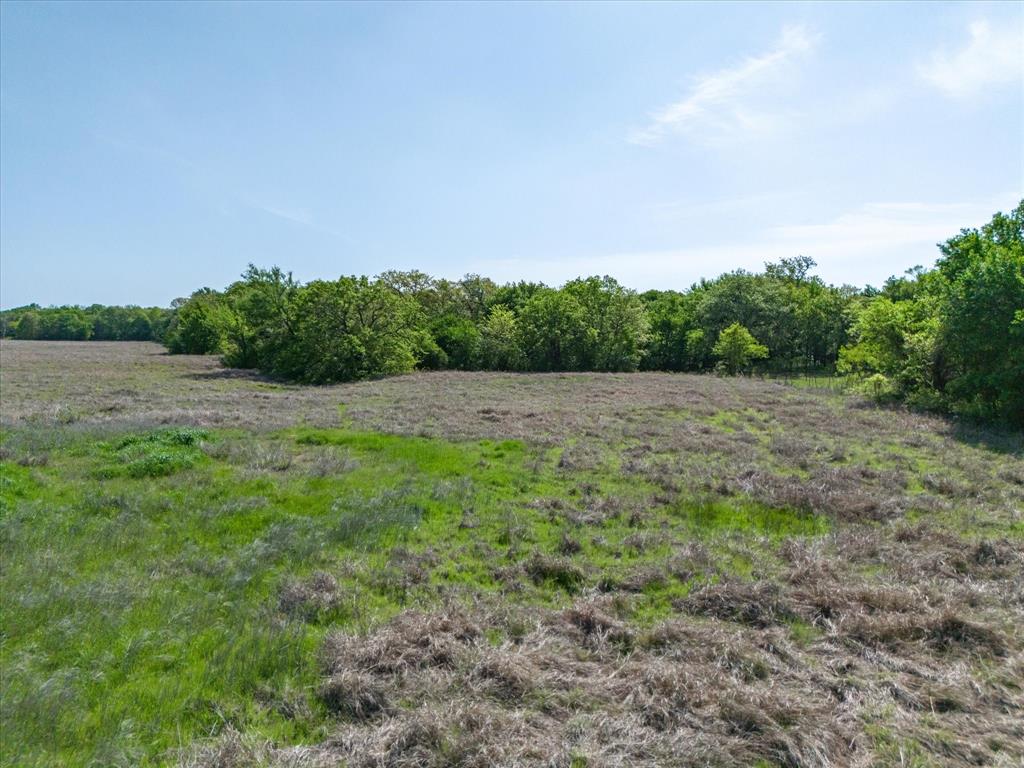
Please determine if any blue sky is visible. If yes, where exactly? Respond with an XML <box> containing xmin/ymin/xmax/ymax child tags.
<box><xmin>1</xmin><ymin>1</ymin><xmax>1021</xmax><ymax>308</ymax></box>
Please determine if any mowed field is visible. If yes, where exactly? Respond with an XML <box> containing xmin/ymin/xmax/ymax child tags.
<box><xmin>1</xmin><ymin>340</ymin><xmax>1022</xmax><ymax>768</ymax></box>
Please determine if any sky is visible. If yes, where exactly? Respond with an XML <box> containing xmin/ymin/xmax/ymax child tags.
<box><xmin>1</xmin><ymin>1</ymin><xmax>1022</xmax><ymax>308</ymax></box>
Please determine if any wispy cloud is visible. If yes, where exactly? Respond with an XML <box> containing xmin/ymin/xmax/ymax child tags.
<box><xmin>629</xmin><ymin>24</ymin><xmax>818</xmax><ymax>147</ymax></box>
<box><xmin>917</xmin><ymin>20</ymin><xmax>1023</xmax><ymax>98</ymax></box>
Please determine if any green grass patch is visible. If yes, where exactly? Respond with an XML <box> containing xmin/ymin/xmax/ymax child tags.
<box><xmin>676</xmin><ymin>497</ymin><xmax>828</xmax><ymax>538</ymax></box>
<box><xmin>0</xmin><ymin>424</ymin><xmax>832</xmax><ymax>767</ymax></box>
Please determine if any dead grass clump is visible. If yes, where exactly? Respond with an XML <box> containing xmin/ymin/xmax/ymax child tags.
<box><xmin>619</xmin><ymin>659</ymin><xmax>706</xmax><ymax>729</ymax></box>
<box><xmin>930</xmin><ymin>539</ymin><xmax>1024</xmax><ymax>583</ymax></box>
<box><xmin>318</xmin><ymin>671</ymin><xmax>391</xmax><ymax>720</ymax></box>
<box><xmin>192</xmin><ymin>593</ymin><xmax>1020</xmax><ymax>768</ymax></box>
<box><xmin>997</xmin><ymin>465</ymin><xmax>1024</xmax><ymax>485</ymax></box>
<box><xmin>717</xmin><ymin>692</ymin><xmax>839</xmax><ymax>768</ymax></box>
<box><xmin>778</xmin><ymin>541</ymin><xmax>837</xmax><ymax>587</ymax></box>
<box><xmin>304</xmin><ymin>447</ymin><xmax>359</xmax><ymax>477</ymax></box>
<box><xmin>16</xmin><ymin>452</ymin><xmax>49</xmax><ymax>467</ymax></box>
<box><xmin>790</xmin><ymin>582</ymin><xmax>922</xmax><ymax>629</ymax></box>
<box><xmin>371</xmin><ymin>547</ymin><xmax>439</xmax><ymax>601</ymax></box>
<box><xmin>677</xmin><ymin>581</ymin><xmax>796</xmax><ymax>628</ymax></box>
<box><xmin>278</xmin><ymin>571</ymin><xmax>341</xmax><ymax>620</ymax></box>
<box><xmin>732</xmin><ymin>469</ymin><xmax>902</xmax><ymax>522</ymax></box>
<box><xmin>524</xmin><ymin>552</ymin><xmax>584</xmax><ymax>592</ymax></box>
<box><xmin>969</xmin><ymin>539</ymin><xmax>1020</xmax><ymax>567</ymax></box>
<box><xmin>235</xmin><ymin>441</ymin><xmax>294</xmax><ymax>474</ymax></box>
<box><xmin>331</xmin><ymin>704</ymin><xmax>558</xmax><ymax>768</ymax></box>
<box><xmin>922</xmin><ymin>472</ymin><xmax>974</xmax><ymax>498</ymax></box>
<box><xmin>768</xmin><ymin>433</ymin><xmax>823</xmax><ymax>469</ymax></box>
<box><xmin>178</xmin><ymin>726</ymin><xmax>333</xmax><ymax>768</ymax></box>
<box><xmin>925</xmin><ymin>613</ymin><xmax>1007</xmax><ymax>655</ymax></box>
<box><xmin>618</xmin><ymin>564</ymin><xmax>668</xmax><ymax>593</ymax></box>
<box><xmin>322</xmin><ymin>609</ymin><xmax>482</xmax><ymax>677</ymax></box>
<box><xmin>889</xmin><ymin>526</ymin><xmax>1024</xmax><ymax>582</ymax></box>
<box><xmin>557</xmin><ymin>532</ymin><xmax>582</xmax><ymax>556</ymax></box>
<box><xmin>621</xmin><ymin>530</ymin><xmax>662</xmax><ymax>554</ymax></box>
<box><xmin>470</xmin><ymin>649</ymin><xmax>537</xmax><ymax>701</ymax></box>
<box><xmin>845</xmin><ymin>610</ymin><xmax>1007</xmax><ymax>657</ymax></box>
<box><xmin>556</xmin><ymin>442</ymin><xmax>601</xmax><ymax>472</ymax></box>
<box><xmin>490</xmin><ymin>563</ymin><xmax>527</xmax><ymax>593</ymax></box>
<box><xmin>563</xmin><ymin>601</ymin><xmax>633</xmax><ymax>647</ymax></box>
<box><xmin>666</xmin><ymin>542</ymin><xmax>714</xmax><ymax>582</ymax></box>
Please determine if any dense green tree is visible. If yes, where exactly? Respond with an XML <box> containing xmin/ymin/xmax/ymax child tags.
<box><xmin>489</xmin><ymin>281</ymin><xmax>546</xmax><ymax>314</ymax></box>
<box><xmin>517</xmin><ymin>289</ymin><xmax>590</xmax><ymax>371</ymax></box>
<box><xmin>270</xmin><ymin>277</ymin><xmax>422</xmax><ymax>384</ymax></box>
<box><xmin>936</xmin><ymin>202</ymin><xmax>1024</xmax><ymax>423</ymax></box>
<box><xmin>835</xmin><ymin>201</ymin><xmax>1022</xmax><ymax>421</ymax></box>
<box><xmin>641</xmin><ymin>290</ymin><xmax>703</xmax><ymax>371</ymax></box>
<box><xmin>218</xmin><ymin>265</ymin><xmax>300</xmax><ymax>369</ymax></box>
<box><xmin>40</xmin><ymin>308</ymin><xmax>92</xmax><ymax>340</ymax></box>
<box><xmin>563</xmin><ymin>276</ymin><xmax>650</xmax><ymax>371</ymax></box>
<box><xmin>693</xmin><ymin>271</ymin><xmax>790</xmax><ymax>363</ymax></box>
<box><xmin>14</xmin><ymin>311</ymin><xmax>41</xmax><ymax>340</ymax></box>
<box><xmin>713</xmin><ymin>323</ymin><xmax>769</xmax><ymax>375</ymax></box>
<box><xmin>429</xmin><ymin>315</ymin><xmax>481</xmax><ymax>370</ymax></box>
<box><xmin>459</xmin><ymin>274</ymin><xmax>499</xmax><ymax>322</ymax></box>
<box><xmin>164</xmin><ymin>290</ymin><xmax>230</xmax><ymax>355</ymax></box>
<box><xmin>124</xmin><ymin>311</ymin><xmax>154</xmax><ymax>341</ymax></box>
<box><xmin>479</xmin><ymin>306</ymin><xmax>525</xmax><ymax>371</ymax></box>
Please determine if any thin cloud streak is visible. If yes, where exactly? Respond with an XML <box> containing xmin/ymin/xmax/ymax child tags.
<box><xmin>629</xmin><ymin>24</ymin><xmax>818</xmax><ymax>147</ymax></box>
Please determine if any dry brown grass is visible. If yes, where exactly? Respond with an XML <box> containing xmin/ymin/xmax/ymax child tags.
<box><xmin>7</xmin><ymin>341</ymin><xmax>1019</xmax><ymax>536</ymax></box>
<box><xmin>4</xmin><ymin>342</ymin><xmax>1023</xmax><ymax>767</ymax></box>
<box><xmin>184</xmin><ymin>586</ymin><xmax>1023</xmax><ymax>767</ymax></box>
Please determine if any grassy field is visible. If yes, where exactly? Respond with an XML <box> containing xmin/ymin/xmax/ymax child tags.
<box><xmin>1</xmin><ymin>340</ymin><xmax>1022</xmax><ymax>767</ymax></box>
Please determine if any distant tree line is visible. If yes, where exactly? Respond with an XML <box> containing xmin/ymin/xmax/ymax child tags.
<box><xmin>159</xmin><ymin>259</ymin><xmax>851</xmax><ymax>380</ymax></box>
<box><xmin>0</xmin><ymin>304</ymin><xmax>173</xmax><ymax>342</ymax></box>
<box><xmin>3</xmin><ymin>202</ymin><xmax>1020</xmax><ymax>425</ymax></box>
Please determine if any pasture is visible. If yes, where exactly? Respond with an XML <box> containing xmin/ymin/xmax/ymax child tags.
<box><xmin>1</xmin><ymin>340</ymin><xmax>1022</xmax><ymax>767</ymax></box>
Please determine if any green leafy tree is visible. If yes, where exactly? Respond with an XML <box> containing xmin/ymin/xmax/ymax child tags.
<box><xmin>479</xmin><ymin>306</ymin><xmax>525</xmax><ymax>371</ymax></box>
<box><xmin>14</xmin><ymin>311</ymin><xmax>40</xmax><ymax>340</ymax></box>
<box><xmin>429</xmin><ymin>315</ymin><xmax>481</xmax><ymax>370</ymax></box>
<box><xmin>164</xmin><ymin>290</ymin><xmax>230</xmax><ymax>354</ymax></box>
<box><xmin>563</xmin><ymin>276</ymin><xmax>650</xmax><ymax>371</ymax></box>
<box><xmin>458</xmin><ymin>274</ymin><xmax>498</xmax><ymax>321</ymax></box>
<box><xmin>936</xmin><ymin>202</ymin><xmax>1024</xmax><ymax>423</ymax></box>
<box><xmin>641</xmin><ymin>290</ymin><xmax>703</xmax><ymax>370</ymax></box>
<box><xmin>712</xmin><ymin>322</ymin><xmax>768</xmax><ymax>375</ymax></box>
<box><xmin>219</xmin><ymin>265</ymin><xmax>300</xmax><ymax>369</ymax></box>
<box><xmin>271</xmin><ymin>277</ymin><xmax>421</xmax><ymax>383</ymax></box>
<box><xmin>836</xmin><ymin>288</ymin><xmax>941</xmax><ymax>405</ymax></box>
<box><xmin>489</xmin><ymin>281</ymin><xmax>546</xmax><ymax>314</ymax></box>
<box><xmin>517</xmin><ymin>289</ymin><xmax>589</xmax><ymax>371</ymax></box>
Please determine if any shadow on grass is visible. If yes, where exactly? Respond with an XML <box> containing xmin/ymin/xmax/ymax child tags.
<box><xmin>184</xmin><ymin>367</ymin><xmax>277</xmax><ymax>382</ymax></box>
<box><xmin>949</xmin><ymin>419</ymin><xmax>1024</xmax><ymax>457</ymax></box>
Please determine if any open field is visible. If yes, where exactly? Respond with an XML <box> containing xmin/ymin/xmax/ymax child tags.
<box><xmin>1</xmin><ymin>340</ymin><xmax>1023</xmax><ymax>767</ymax></box>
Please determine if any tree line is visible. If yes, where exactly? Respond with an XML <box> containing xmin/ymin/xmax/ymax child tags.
<box><xmin>0</xmin><ymin>304</ymin><xmax>173</xmax><ymax>342</ymax></box>
<box><xmin>159</xmin><ymin>258</ymin><xmax>849</xmax><ymax>379</ymax></box>
<box><xmin>3</xmin><ymin>202</ymin><xmax>1020</xmax><ymax>425</ymax></box>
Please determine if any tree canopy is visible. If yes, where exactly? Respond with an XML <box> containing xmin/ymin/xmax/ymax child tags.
<box><xmin>712</xmin><ymin>323</ymin><xmax>769</xmax><ymax>375</ymax></box>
